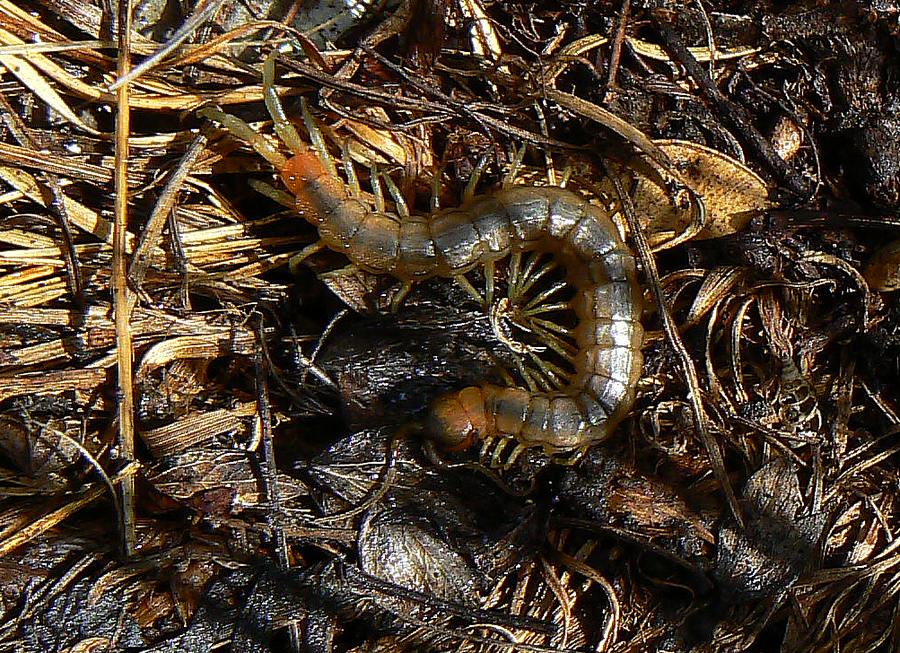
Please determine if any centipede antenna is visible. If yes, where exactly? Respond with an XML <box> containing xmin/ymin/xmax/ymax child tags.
<box><xmin>262</xmin><ymin>53</ymin><xmax>308</xmax><ymax>159</ymax></box>
<box><xmin>299</xmin><ymin>97</ymin><xmax>338</xmax><ymax>177</ymax></box>
<box><xmin>463</xmin><ymin>153</ymin><xmax>490</xmax><ymax>203</ymax></box>
<box><xmin>381</xmin><ymin>171</ymin><xmax>409</xmax><ymax>218</ymax></box>
<box><xmin>369</xmin><ymin>167</ymin><xmax>385</xmax><ymax>214</ymax></box>
<box><xmin>198</xmin><ymin>106</ymin><xmax>287</xmax><ymax>169</ymax></box>
<box><xmin>247</xmin><ymin>180</ymin><xmax>295</xmax><ymax>208</ymax></box>
<box><xmin>339</xmin><ymin>139</ymin><xmax>362</xmax><ymax>198</ymax></box>
<box><xmin>502</xmin><ymin>146</ymin><xmax>526</xmax><ymax>188</ymax></box>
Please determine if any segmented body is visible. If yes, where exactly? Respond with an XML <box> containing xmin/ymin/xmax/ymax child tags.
<box><xmin>283</xmin><ymin>151</ymin><xmax>643</xmax><ymax>454</ymax></box>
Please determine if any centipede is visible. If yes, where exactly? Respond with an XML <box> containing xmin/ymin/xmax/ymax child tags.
<box><xmin>200</xmin><ymin>58</ymin><xmax>643</xmax><ymax>457</ymax></box>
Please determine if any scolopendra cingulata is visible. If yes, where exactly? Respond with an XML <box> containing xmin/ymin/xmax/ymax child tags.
<box><xmin>199</xmin><ymin>56</ymin><xmax>643</xmax><ymax>458</ymax></box>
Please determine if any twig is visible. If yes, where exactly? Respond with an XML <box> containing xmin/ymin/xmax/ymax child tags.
<box><xmin>605</xmin><ymin>0</ymin><xmax>630</xmax><ymax>98</ymax></box>
<box><xmin>113</xmin><ymin>0</ymin><xmax>136</xmax><ymax>558</ymax></box>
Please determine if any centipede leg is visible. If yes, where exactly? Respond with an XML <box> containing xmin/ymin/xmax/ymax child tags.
<box><xmin>502</xmin><ymin>442</ymin><xmax>527</xmax><ymax>469</ymax></box>
<box><xmin>484</xmin><ymin>259</ymin><xmax>495</xmax><ymax>306</ymax></box>
<box><xmin>502</xmin><ymin>146</ymin><xmax>526</xmax><ymax>188</ymax></box>
<box><xmin>288</xmin><ymin>240</ymin><xmax>327</xmax><ymax>275</ymax></box>
<box><xmin>487</xmin><ymin>436</ymin><xmax>524</xmax><ymax>470</ymax></box>
<box><xmin>430</xmin><ymin>170</ymin><xmax>441</xmax><ymax>211</ymax></box>
<box><xmin>478</xmin><ymin>433</ymin><xmax>497</xmax><ymax>463</ymax></box>
<box><xmin>247</xmin><ymin>180</ymin><xmax>295</xmax><ymax>208</ymax></box>
<box><xmin>513</xmin><ymin>355</ymin><xmax>539</xmax><ymax>392</ymax></box>
<box><xmin>454</xmin><ymin>274</ymin><xmax>485</xmax><ymax>305</ymax></box>
<box><xmin>550</xmin><ymin>447</ymin><xmax>587</xmax><ymax>466</ymax></box>
<box><xmin>507</xmin><ymin>252</ymin><xmax>522</xmax><ymax>298</ymax></box>
<box><xmin>525</xmin><ymin>352</ymin><xmax>564</xmax><ymax>391</ymax></box>
<box><xmin>370</xmin><ymin>167</ymin><xmax>386</xmax><ymax>214</ymax></box>
<box><xmin>490</xmin><ymin>439</ymin><xmax>507</xmax><ymax>468</ymax></box>
<box><xmin>299</xmin><ymin>98</ymin><xmax>338</xmax><ymax>177</ymax></box>
<box><xmin>390</xmin><ymin>281</ymin><xmax>414</xmax><ymax>313</ymax></box>
<box><xmin>339</xmin><ymin>140</ymin><xmax>362</xmax><ymax>198</ymax></box>
<box><xmin>381</xmin><ymin>172</ymin><xmax>409</xmax><ymax>218</ymax></box>
<box><xmin>527</xmin><ymin>319</ymin><xmax>576</xmax><ymax>359</ymax></box>
<box><xmin>463</xmin><ymin>153</ymin><xmax>490</xmax><ymax>203</ymax></box>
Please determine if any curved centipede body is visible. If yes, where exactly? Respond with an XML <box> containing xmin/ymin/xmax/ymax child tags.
<box><xmin>282</xmin><ymin>150</ymin><xmax>644</xmax><ymax>455</ymax></box>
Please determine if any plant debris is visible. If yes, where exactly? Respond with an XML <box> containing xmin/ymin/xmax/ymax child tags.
<box><xmin>0</xmin><ymin>1</ymin><xmax>898</xmax><ymax>652</ymax></box>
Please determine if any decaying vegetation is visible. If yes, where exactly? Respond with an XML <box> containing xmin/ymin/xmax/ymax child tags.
<box><xmin>0</xmin><ymin>1</ymin><xmax>898</xmax><ymax>651</ymax></box>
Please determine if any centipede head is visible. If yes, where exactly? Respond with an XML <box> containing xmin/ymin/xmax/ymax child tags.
<box><xmin>281</xmin><ymin>150</ymin><xmax>352</xmax><ymax>223</ymax></box>
<box><xmin>281</xmin><ymin>150</ymin><xmax>330</xmax><ymax>188</ymax></box>
<box><xmin>424</xmin><ymin>387</ymin><xmax>488</xmax><ymax>451</ymax></box>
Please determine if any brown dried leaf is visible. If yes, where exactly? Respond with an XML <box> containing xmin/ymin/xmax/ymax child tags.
<box><xmin>147</xmin><ymin>449</ymin><xmax>307</xmax><ymax>510</ymax></box>
<box><xmin>634</xmin><ymin>140</ymin><xmax>772</xmax><ymax>242</ymax></box>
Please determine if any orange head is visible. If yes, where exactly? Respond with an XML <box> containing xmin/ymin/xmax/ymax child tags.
<box><xmin>281</xmin><ymin>150</ymin><xmax>330</xmax><ymax>196</ymax></box>
<box><xmin>281</xmin><ymin>150</ymin><xmax>349</xmax><ymax>224</ymax></box>
<box><xmin>424</xmin><ymin>387</ymin><xmax>490</xmax><ymax>450</ymax></box>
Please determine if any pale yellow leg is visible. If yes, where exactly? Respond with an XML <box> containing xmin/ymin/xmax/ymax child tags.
<box><xmin>390</xmin><ymin>281</ymin><xmax>414</xmax><ymax>313</ymax></box>
<box><xmin>289</xmin><ymin>241</ymin><xmax>326</xmax><ymax>275</ymax></box>
<box><xmin>484</xmin><ymin>259</ymin><xmax>495</xmax><ymax>307</ymax></box>
<box><xmin>454</xmin><ymin>274</ymin><xmax>484</xmax><ymax>304</ymax></box>
<box><xmin>247</xmin><ymin>180</ymin><xmax>295</xmax><ymax>208</ymax></box>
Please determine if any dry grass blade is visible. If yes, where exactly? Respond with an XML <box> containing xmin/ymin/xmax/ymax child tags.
<box><xmin>140</xmin><ymin>403</ymin><xmax>258</xmax><ymax>457</ymax></box>
<box><xmin>112</xmin><ymin>0</ymin><xmax>136</xmax><ymax>558</ymax></box>
<box><xmin>0</xmin><ymin>166</ymin><xmax>116</xmax><ymax>242</ymax></box>
<box><xmin>0</xmin><ymin>29</ymin><xmax>100</xmax><ymax>135</ymax></box>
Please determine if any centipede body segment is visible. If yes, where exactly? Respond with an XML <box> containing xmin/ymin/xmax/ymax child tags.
<box><xmin>282</xmin><ymin>150</ymin><xmax>644</xmax><ymax>455</ymax></box>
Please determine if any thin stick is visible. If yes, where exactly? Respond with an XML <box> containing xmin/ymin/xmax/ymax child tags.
<box><xmin>605</xmin><ymin>0</ymin><xmax>630</xmax><ymax>97</ymax></box>
<box><xmin>113</xmin><ymin>0</ymin><xmax>137</xmax><ymax>558</ymax></box>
